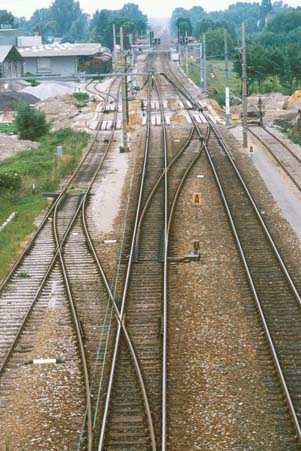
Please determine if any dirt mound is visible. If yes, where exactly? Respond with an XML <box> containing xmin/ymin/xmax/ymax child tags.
<box><xmin>0</xmin><ymin>92</ymin><xmax>39</xmax><ymax>111</ymax></box>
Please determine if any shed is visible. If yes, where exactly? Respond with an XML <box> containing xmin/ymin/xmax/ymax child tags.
<box><xmin>0</xmin><ymin>29</ymin><xmax>21</xmax><ymax>46</ymax></box>
<box><xmin>18</xmin><ymin>43</ymin><xmax>106</xmax><ymax>76</ymax></box>
<box><xmin>0</xmin><ymin>46</ymin><xmax>23</xmax><ymax>78</ymax></box>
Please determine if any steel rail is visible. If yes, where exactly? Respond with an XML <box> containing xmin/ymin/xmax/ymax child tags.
<box><xmin>260</xmin><ymin>125</ymin><xmax>301</xmax><ymax>164</ymax></box>
<box><xmin>0</xmin><ymin>77</ymin><xmax>119</xmax><ymax>437</ymax></box>
<box><xmin>81</xmin><ymin>81</ymin><xmax>157</xmax><ymax>448</ymax></box>
<box><xmin>0</xmin><ymin>77</ymin><xmax>119</xmax><ymax>293</ymax></box>
<box><xmin>165</xmin><ymin>50</ymin><xmax>301</xmax><ymax>442</ymax></box>
<box><xmin>97</xmin><ymin>77</ymin><xmax>157</xmax><ymax>451</ymax></box>
<box><xmin>208</xmin><ymin>121</ymin><xmax>301</xmax><ymax>307</ymax></box>
<box><xmin>134</xmin><ymin>127</ymin><xmax>195</xmax><ymax>258</ymax></box>
<box><xmin>168</xmin><ymin>53</ymin><xmax>301</xmax><ymax>438</ymax></box>
<box><xmin>248</xmin><ymin>127</ymin><xmax>301</xmax><ymax>192</ymax></box>
<box><xmin>202</xmin><ymin>132</ymin><xmax>301</xmax><ymax>441</ymax></box>
<box><xmin>152</xmin><ymin>74</ymin><xmax>169</xmax><ymax>451</ymax></box>
<box><xmin>86</xmin><ymin>79</ymin><xmax>118</xmax><ymax>102</ymax></box>
<box><xmin>164</xmin><ymin>51</ymin><xmax>301</xmax><ymax>306</ymax></box>
<box><xmin>53</xmin><ymin>198</ymin><xmax>93</xmax><ymax>451</ymax></box>
<box><xmin>72</xmin><ymin>80</ymin><xmax>156</xmax><ymax>449</ymax></box>
<box><xmin>82</xmin><ymin>202</ymin><xmax>158</xmax><ymax>449</ymax></box>
<box><xmin>167</xmin><ymin>122</ymin><xmax>209</xmax><ymax>235</ymax></box>
<box><xmin>50</xmin><ymin>78</ymin><xmax>121</xmax><ymax>450</ymax></box>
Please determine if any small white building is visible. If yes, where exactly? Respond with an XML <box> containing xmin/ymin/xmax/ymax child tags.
<box><xmin>18</xmin><ymin>43</ymin><xmax>104</xmax><ymax>76</ymax></box>
<box><xmin>17</xmin><ymin>35</ymin><xmax>42</xmax><ymax>48</ymax></box>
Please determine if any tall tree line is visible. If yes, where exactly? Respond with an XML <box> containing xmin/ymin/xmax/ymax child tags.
<box><xmin>171</xmin><ymin>2</ymin><xmax>301</xmax><ymax>92</ymax></box>
<box><xmin>0</xmin><ymin>1</ymin><xmax>148</xmax><ymax>48</ymax></box>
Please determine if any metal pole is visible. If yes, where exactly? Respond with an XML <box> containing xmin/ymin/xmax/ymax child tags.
<box><xmin>224</xmin><ymin>29</ymin><xmax>231</xmax><ymax>126</ymax></box>
<box><xmin>185</xmin><ymin>45</ymin><xmax>189</xmax><ymax>78</ymax></box>
<box><xmin>120</xmin><ymin>26</ymin><xmax>128</xmax><ymax>152</ymax></box>
<box><xmin>113</xmin><ymin>24</ymin><xmax>117</xmax><ymax>71</ymax></box>
<box><xmin>130</xmin><ymin>44</ymin><xmax>134</xmax><ymax>97</ymax></box>
<box><xmin>258</xmin><ymin>96</ymin><xmax>263</xmax><ymax>125</ymax></box>
<box><xmin>202</xmin><ymin>33</ymin><xmax>206</xmax><ymax>95</ymax></box>
<box><xmin>242</xmin><ymin>22</ymin><xmax>248</xmax><ymax>149</ymax></box>
<box><xmin>200</xmin><ymin>43</ymin><xmax>204</xmax><ymax>93</ymax></box>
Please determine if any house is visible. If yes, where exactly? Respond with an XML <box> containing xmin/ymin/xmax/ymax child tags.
<box><xmin>18</xmin><ymin>43</ymin><xmax>111</xmax><ymax>76</ymax></box>
<box><xmin>0</xmin><ymin>46</ymin><xmax>23</xmax><ymax>78</ymax></box>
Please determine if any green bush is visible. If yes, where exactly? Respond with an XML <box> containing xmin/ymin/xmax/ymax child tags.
<box><xmin>0</xmin><ymin>172</ymin><xmax>22</xmax><ymax>190</ymax></box>
<box><xmin>15</xmin><ymin>102</ymin><xmax>49</xmax><ymax>141</ymax></box>
<box><xmin>24</xmin><ymin>72</ymin><xmax>40</xmax><ymax>87</ymax></box>
<box><xmin>72</xmin><ymin>92</ymin><xmax>89</xmax><ymax>102</ymax></box>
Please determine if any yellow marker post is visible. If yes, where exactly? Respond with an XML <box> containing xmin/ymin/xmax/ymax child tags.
<box><xmin>249</xmin><ymin>145</ymin><xmax>254</xmax><ymax>159</ymax></box>
<box><xmin>193</xmin><ymin>193</ymin><xmax>201</xmax><ymax>206</ymax></box>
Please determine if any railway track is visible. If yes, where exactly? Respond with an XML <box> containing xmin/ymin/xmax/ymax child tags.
<box><xmin>97</xmin><ymin>70</ymin><xmax>162</xmax><ymax>451</ymax></box>
<box><xmin>95</xmin><ymin>51</ymin><xmax>209</xmax><ymax>451</ymax></box>
<box><xmin>0</xmin><ymin>78</ymin><xmax>123</xmax><ymax>450</ymax></box>
<box><xmin>249</xmin><ymin>125</ymin><xmax>301</xmax><ymax>191</ymax></box>
<box><xmin>2</xmin><ymin>47</ymin><xmax>301</xmax><ymax>450</ymax></box>
<box><xmin>164</xmin><ymin>52</ymin><xmax>301</xmax><ymax>447</ymax></box>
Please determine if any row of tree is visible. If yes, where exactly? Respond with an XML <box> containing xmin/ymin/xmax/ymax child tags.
<box><xmin>236</xmin><ymin>8</ymin><xmax>301</xmax><ymax>91</ymax></box>
<box><xmin>0</xmin><ymin>1</ymin><xmax>148</xmax><ymax>48</ymax></box>
<box><xmin>172</xmin><ymin>2</ymin><xmax>301</xmax><ymax>92</ymax></box>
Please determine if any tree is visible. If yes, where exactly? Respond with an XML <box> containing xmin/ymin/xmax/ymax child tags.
<box><xmin>170</xmin><ymin>8</ymin><xmax>189</xmax><ymax>35</ymax></box>
<box><xmin>15</xmin><ymin>103</ymin><xmax>49</xmax><ymax>141</ymax></box>
<box><xmin>26</xmin><ymin>8</ymin><xmax>56</xmax><ymax>41</ymax></box>
<box><xmin>176</xmin><ymin>17</ymin><xmax>192</xmax><ymax>38</ymax></box>
<box><xmin>206</xmin><ymin>28</ymin><xmax>235</xmax><ymax>58</ymax></box>
<box><xmin>61</xmin><ymin>13</ymin><xmax>89</xmax><ymax>42</ymax></box>
<box><xmin>89</xmin><ymin>9</ymin><xmax>113</xmax><ymax>47</ymax></box>
<box><xmin>254</xmin><ymin>30</ymin><xmax>283</xmax><ymax>46</ymax></box>
<box><xmin>89</xmin><ymin>4</ymin><xmax>148</xmax><ymax>49</ymax></box>
<box><xmin>267</xmin><ymin>9</ymin><xmax>301</xmax><ymax>33</ymax></box>
<box><xmin>0</xmin><ymin>9</ymin><xmax>17</xmax><ymax>27</ymax></box>
<box><xmin>259</xmin><ymin>0</ymin><xmax>272</xmax><ymax>30</ymax></box>
<box><xmin>50</xmin><ymin>0</ymin><xmax>84</xmax><ymax>37</ymax></box>
<box><xmin>170</xmin><ymin>6</ymin><xmax>205</xmax><ymax>36</ymax></box>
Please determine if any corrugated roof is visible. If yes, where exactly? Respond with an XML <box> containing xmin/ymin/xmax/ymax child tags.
<box><xmin>19</xmin><ymin>43</ymin><xmax>103</xmax><ymax>58</ymax></box>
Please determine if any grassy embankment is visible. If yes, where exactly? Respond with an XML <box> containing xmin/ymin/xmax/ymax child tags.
<box><xmin>0</xmin><ymin>128</ymin><xmax>89</xmax><ymax>280</ymax></box>
<box><xmin>183</xmin><ymin>56</ymin><xmax>241</xmax><ymax>105</ymax></box>
<box><xmin>0</xmin><ymin>123</ymin><xmax>17</xmax><ymax>134</ymax></box>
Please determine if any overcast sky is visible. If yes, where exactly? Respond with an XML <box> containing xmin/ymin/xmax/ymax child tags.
<box><xmin>2</xmin><ymin>0</ymin><xmax>300</xmax><ymax>19</ymax></box>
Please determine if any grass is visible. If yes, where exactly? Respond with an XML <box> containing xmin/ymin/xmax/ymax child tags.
<box><xmin>183</xmin><ymin>56</ymin><xmax>241</xmax><ymax>106</ymax></box>
<box><xmin>0</xmin><ymin>128</ymin><xmax>89</xmax><ymax>280</ymax></box>
<box><xmin>0</xmin><ymin>123</ymin><xmax>17</xmax><ymax>134</ymax></box>
<box><xmin>275</xmin><ymin>122</ymin><xmax>301</xmax><ymax>146</ymax></box>
<box><xmin>72</xmin><ymin>92</ymin><xmax>89</xmax><ymax>102</ymax></box>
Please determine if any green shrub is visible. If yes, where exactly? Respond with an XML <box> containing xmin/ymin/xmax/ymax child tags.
<box><xmin>72</xmin><ymin>92</ymin><xmax>89</xmax><ymax>102</ymax></box>
<box><xmin>24</xmin><ymin>72</ymin><xmax>40</xmax><ymax>87</ymax></box>
<box><xmin>0</xmin><ymin>172</ymin><xmax>22</xmax><ymax>190</ymax></box>
<box><xmin>15</xmin><ymin>102</ymin><xmax>49</xmax><ymax>141</ymax></box>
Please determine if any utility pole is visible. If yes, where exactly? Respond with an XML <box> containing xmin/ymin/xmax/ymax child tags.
<box><xmin>224</xmin><ymin>29</ymin><xmax>231</xmax><ymax>126</ymax></box>
<box><xmin>258</xmin><ymin>96</ymin><xmax>263</xmax><ymax>125</ymax></box>
<box><xmin>199</xmin><ymin>43</ymin><xmax>204</xmax><ymax>92</ymax></box>
<box><xmin>130</xmin><ymin>43</ymin><xmax>134</xmax><ymax>97</ymax></box>
<box><xmin>241</xmin><ymin>22</ymin><xmax>248</xmax><ymax>149</ymax></box>
<box><xmin>202</xmin><ymin>33</ymin><xmax>207</xmax><ymax>95</ymax></box>
<box><xmin>120</xmin><ymin>26</ymin><xmax>128</xmax><ymax>152</ymax></box>
<box><xmin>112</xmin><ymin>24</ymin><xmax>117</xmax><ymax>71</ymax></box>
